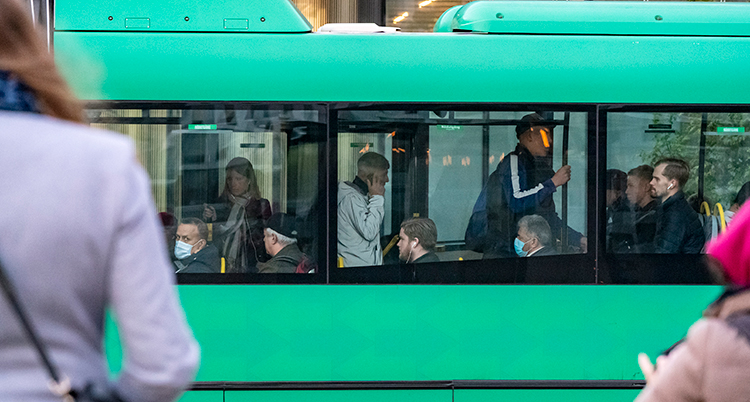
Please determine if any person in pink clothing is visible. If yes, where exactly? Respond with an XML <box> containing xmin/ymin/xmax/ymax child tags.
<box><xmin>635</xmin><ymin>202</ymin><xmax>750</xmax><ymax>402</ymax></box>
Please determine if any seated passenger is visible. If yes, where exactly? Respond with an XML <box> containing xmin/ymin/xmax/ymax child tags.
<box><xmin>257</xmin><ymin>212</ymin><xmax>307</xmax><ymax>273</ymax></box>
<box><xmin>203</xmin><ymin>157</ymin><xmax>272</xmax><ymax>273</ymax></box>
<box><xmin>338</xmin><ymin>152</ymin><xmax>390</xmax><ymax>267</ymax></box>
<box><xmin>650</xmin><ymin>158</ymin><xmax>705</xmax><ymax>253</ymax></box>
<box><xmin>626</xmin><ymin>165</ymin><xmax>657</xmax><ymax>252</ymax></box>
<box><xmin>515</xmin><ymin>214</ymin><xmax>555</xmax><ymax>257</ymax></box>
<box><xmin>606</xmin><ymin>169</ymin><xmax>633</xmax><ymax>252</ymax></box>
<box><xmin>397</xmin><ymin>218</ymin><xmax>440</xmax><ymax>264</ymax></box>
<box><xmin>174</xmin><ymin>218</ymin><xmax>221</xmax><ymax>273</ymax></box>
<box><xmin>727</xmin><ymin>181</ymin><xmax>750</xmax><ymax>224</ymax></box>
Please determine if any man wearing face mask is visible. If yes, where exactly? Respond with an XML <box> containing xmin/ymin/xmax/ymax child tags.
<box><xmin>650</xmin><ymin>158</ymin><xmax>705</xmax><ymax>254</ymax></box>
<box><xmin>515</xmin><ymin>215</ymin><xmax>555</xmax><ymax>258</ymax></box>
<box><xmin>484</xmin><ymin>113</ymin><xmax>585</xmax><ymax>259</ymax></box>
<box><xmin>397</xmin><ymin>218</ymin><xmax>440</xmax><ymax>264</ymax></box>
<box><xmin>174</xmin><ymin>218</ymin><xmax>221</xmax><ymax>273</ymax></box>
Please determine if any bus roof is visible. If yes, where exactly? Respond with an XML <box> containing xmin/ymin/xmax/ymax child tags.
<box><xmin>435</xmin><ymin>1</ymin><xmax>750</xmax><ymax>37</ymax></box>
<box><xmin>54</xmin><ymin>0</ymin><xmax>312</xmax><ymax>33</ymax></box>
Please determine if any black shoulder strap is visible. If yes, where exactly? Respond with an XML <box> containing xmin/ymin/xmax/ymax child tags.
<box><xmin>0</xmin><ymin>257</ymin><xmax>71</xmax><ymax>398</ymax></box>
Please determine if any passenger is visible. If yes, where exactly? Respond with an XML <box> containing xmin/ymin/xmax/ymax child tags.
<box><xmin>0</xmin><ymin>0</ymin><xmax>199</xmax><ymax>399</ymax></box>
<box><xmin>515</xmin><ymin>214</ymin><xmax>555</xmax><ymax>257</ymax></box>
<box><xmin>484</xmin><ymin>113</ymin><xmax>584</xmax><ymax>258</ymax></box>
<box><xmin>635</xmin><ymin>202</ymin><xmax>750</xmax><ymax>401</ymax></box>
<box><xmin>606</xmin><ymin>169</ymin><xmax>633</xmax><ymax>253</ymax></box>
<box><xmin>626</xmin><ymin>165</ymin><xmax>657</xmax><ymax>252</ymax></box>
<box><xmin>650</xmin><ymin>158</ymin><xmax>705</xmax><ymax>253</ymax></box>
<box><xmin>203</xmin><ymin>157</ymin><xmax>272</xmax><ymax>273</ymax></box>
<box><xmin>726</xmin><ymin>181</ymin><xmax>750</xmax><ymax>224</ymax></box>
<box><xmin>257</xmin><ymin>213</ymin><xmax>306</xmax><ymax>273</ymax></box>
<box><xmin>337</xmin><ymin>152</ymin><xmax>390</xmax><ymax>267</ymax></box>
<box><xmin>397</xmin><ymin>218</ymin><xmax>440</xmax><ymax>264</ymax></box>
<box><xmin>174</xmin><ymin>218</ymin><xmax>221</xmax><ymax>273</ymax></box>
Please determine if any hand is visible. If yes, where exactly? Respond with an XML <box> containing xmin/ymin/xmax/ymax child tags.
<box><xmin>638</xmin><ymin>353</ymin><xmax>669</xmax><ymax>384</ymax></box>
<box><xmin>580</xmin><ymin>237</ymin><xmax>587</xmax><ymax>253</ymax></box>
<box><xmin>367</xmin><ymin>176</ymin><xmax>385</xmax><ymax>197</ymax></box>
<box><xmin>203</xmin><ymin>204</ymin><xmax>216</xmax><ymax>221</ymax></box>
<box><xmin>551</xmin><ymin>165</ymin><xmax>571</xmax><ymax>187</ymax></box>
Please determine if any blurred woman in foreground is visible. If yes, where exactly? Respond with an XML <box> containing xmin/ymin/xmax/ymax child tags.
<box><xmin>0</xmin><ymin>0</ymin><xmax>199</xmax><ymax>401</ymax></box>
<box><xmin>635</xmin><ymin>202</ymin><xmax>750</xmax><ymax>401</ymax></box>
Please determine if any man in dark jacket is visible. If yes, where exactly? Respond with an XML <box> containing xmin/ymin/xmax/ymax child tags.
<box><xmin>174</xmin><ymin>218</ymin><xmax>221</xmax><ymax>273</ymax></box>
<box><xmin>650</xmin><ymin>158</ymin><xmax>705</xmax><ymax>253</ymax></box>
<box><xmin>484</xmin><ymin>113</ymin><xmax>584</xmax><ymax>258</ymax></box>
<box><xmin>257</xmin><ymin>213</ymin><xmax>306</xmax><ymax>273</ymax></box>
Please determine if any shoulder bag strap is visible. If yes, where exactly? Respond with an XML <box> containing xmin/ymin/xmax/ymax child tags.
<box><xmin>0</xmin><ymin>257</ymin><xmax>74</xmax><ymax>401</ymax></box>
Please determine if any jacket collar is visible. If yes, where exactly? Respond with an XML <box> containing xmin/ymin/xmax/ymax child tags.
<box><xmin>660</xmin><ymin>191</ymin><xmax>685</xmax><ymax>209</ymax></box>
<box><xmin>0</xmin><ymin>70</ymin><xmax>39</xmax><ymax>113</ymax></box>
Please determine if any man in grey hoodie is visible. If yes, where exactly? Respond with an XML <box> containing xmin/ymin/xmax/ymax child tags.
<box><xmin>338</xmin><ymin>152</ymin><xmax>390</xmax><ymax>267</ymax></box>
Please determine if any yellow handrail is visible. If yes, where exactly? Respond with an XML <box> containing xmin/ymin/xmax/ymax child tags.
<box><xmin>700</xmin><ymin>201</ymin><xmax>711</xmax><ymax>216</ymax></box>
<box><xmin>383</xmin><ymin>234</ymin><xmax>400</xmax><ymax>257</ymax></box>
<box><xmin>337</xmin><ymin>256</ymin><xmax>344</xmax><ymax>268</ymax></box>
<box><xmin>221</xmin><ymin>257</ymin><xmax>225</xmax><ymax>273</ymax></box>
<box><xmin>714</xmin><ymin>203</ymin><xmax>727</xmax><ymax>232</ymax></box>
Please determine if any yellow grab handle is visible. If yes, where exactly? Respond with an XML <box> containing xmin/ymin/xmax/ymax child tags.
<box><xmin>714</xmin><ymin>203</ymin><xmax>727</xmax><ymax>232</ymax></box>
<box><xmin>700</xmin><ymin>201</ymin><xmax>711</xmax><ymax>216</ymax></box>
<box><xmin>337</xmin><ymin>256</ymin><xmax>344</xmax><ymax>268</ymax></box>
<box><xmin>221</xmin><ymin>257</ymin><xmax>225</xmax><ymax>273</ymax></box>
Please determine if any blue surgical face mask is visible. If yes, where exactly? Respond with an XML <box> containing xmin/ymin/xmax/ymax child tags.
<box><xmin>514</xmin><ymin>238</ymin><xmax>528</xmax><ymax>257</ymax></box>
<box><xmin>174</xmin><ymin>240</ymin><xmax>194</xmax><ymax>260</ymax></box>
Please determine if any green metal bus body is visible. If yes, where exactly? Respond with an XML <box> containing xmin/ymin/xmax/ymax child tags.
<box><xmin>51</xmin><ymin>1</ymin><xmax>749</xmax><ymax>401</ymax></box>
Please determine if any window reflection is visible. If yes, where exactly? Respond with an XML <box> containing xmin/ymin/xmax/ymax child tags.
<box><xmin>607</xmin><ymin>112</ymin><xmax>750</xmax><ymax>259</ymax></box>
<box><xmin>337</xmin><ymin>109</ymin><xmax>588</xmax><ymax>275</ymax></box>
<box><xmin>88</xmin><ymin>105</ymin><xmax>324</xmax><ymax>275</ymax></box>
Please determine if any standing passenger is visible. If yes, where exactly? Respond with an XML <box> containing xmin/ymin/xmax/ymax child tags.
<box><xmin>203</xmin><ymin>157</ymin><xmax>272</xmax><ymax>273</ymax></box>
<box><xmin>397</xmin><ymin>218</ymin><xmax>440</xmax><ymax>264</ymax></box>
<box><xmin>650</xmin><ymin>158</ymin><xmax>705</xmax><ymax>253</ymax></box>
<box><xmin>484</xmin><ymin>113</ymin><xmax>584</xmax><ymax>258</ymax></box>
<box><xmin>0</xmin><ymin>0</ymin><xmax>199</xmax><ymax>399</ymax></box>
<box><xmin>338</xmin><ymin>152</ymin><xmax>390</xmax><ymax>267</ymax></box>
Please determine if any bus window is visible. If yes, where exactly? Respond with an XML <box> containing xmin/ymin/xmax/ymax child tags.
<box><xmin>605</xmin><ymin>110</ymin><xmax>750</xmax><ymax>283</ymax></box>
<box><xmin>87</xmin><ymin>104</ymin><xmax>326</xmax><ymax>279</ymax></box>
<box><xmin>336</xmin><ymin>108</ymin><xmax>590</xmax><ymax>283</ymax></box>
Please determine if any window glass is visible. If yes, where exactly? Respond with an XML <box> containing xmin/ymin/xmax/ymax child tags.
<box><xmin>607</xmin><ymin>111</ymin><xmax>750</xmax><ymax>257</ymax></box>
<box><xmin>87</xmin><ymin>105</ymin><xmax>325</xmax><ymax>277</ymax></box>
<box><xmin>336</xmin><ymin>109</ymin><xmax>588</xmax><ymax>274</ymax></box>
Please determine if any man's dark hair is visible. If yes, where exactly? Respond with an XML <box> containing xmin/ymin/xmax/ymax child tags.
<box><xmin>357</xmin><ymin>152</ymin><xmax>390</xmax><ymax>181</ymax></box>
<box><xmin>606</xmin><ymin>169</ymin><xmax>627</xmax><ymax>192</ymax></box>
<box><xmin>628</xmin><ymin>165</ymin><xmax>654</xmax><ymax>183</ymax></box>
<box><xmin>180</xmin><ymin>217</ymin><xmax>209</xmax><ymax>241</ymax></box>
<box><xmin>655</xmin><ymin>158</ymin><xmax>690</xmax><ymax>189</ymax></box>
<box><xmin>400</xmin><ymin>218</ymin><xmax>437</xmax><ymax>251</ymax></box>
<box><xmin>518</xmin><ymin>215</ymin><xmax>552</xmax><ymax>247</ymax></box>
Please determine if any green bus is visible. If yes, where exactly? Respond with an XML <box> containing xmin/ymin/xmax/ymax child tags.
<box><xmin>52</xmin><ymin>0</ymin><xmax>750</xmax><ymax>400</ymax></box>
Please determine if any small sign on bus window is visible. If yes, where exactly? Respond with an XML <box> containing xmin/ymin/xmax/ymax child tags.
<box><xmin>705</xmin><ymin>127</ymin><xmax>747</xmax><ymax>136</ymax></box>
<box><xmin>188</xmin><ymin>124</ymin><xmax>217</xmax><ymax>130</ymax></box>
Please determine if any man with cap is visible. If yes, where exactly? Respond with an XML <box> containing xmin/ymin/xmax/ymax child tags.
<box><xmin>257</xmin><ymin>212</ymin><xmax>306</xmax><ymax>273</ymax></box>
<box><xmin>484</xmin><ymin>113</ymin><xmax>585</xmax><ymax>259</ymax></box>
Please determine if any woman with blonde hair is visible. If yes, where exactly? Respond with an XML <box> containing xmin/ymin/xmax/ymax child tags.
<box><xmin>0</xmin><ymin>0</ymin><xmax>199</xmax><ymax>401</ymax></box>
<box><xmin>203</xmin><ymin>157</ymin><xmax>272</xmax><ymax>273</ymax></box>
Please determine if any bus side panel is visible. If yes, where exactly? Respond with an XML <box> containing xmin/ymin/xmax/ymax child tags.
<box><xmin>105</xmin><ymin>285</ymin><xmax>719</xmax><ymax>381</ymax></box>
